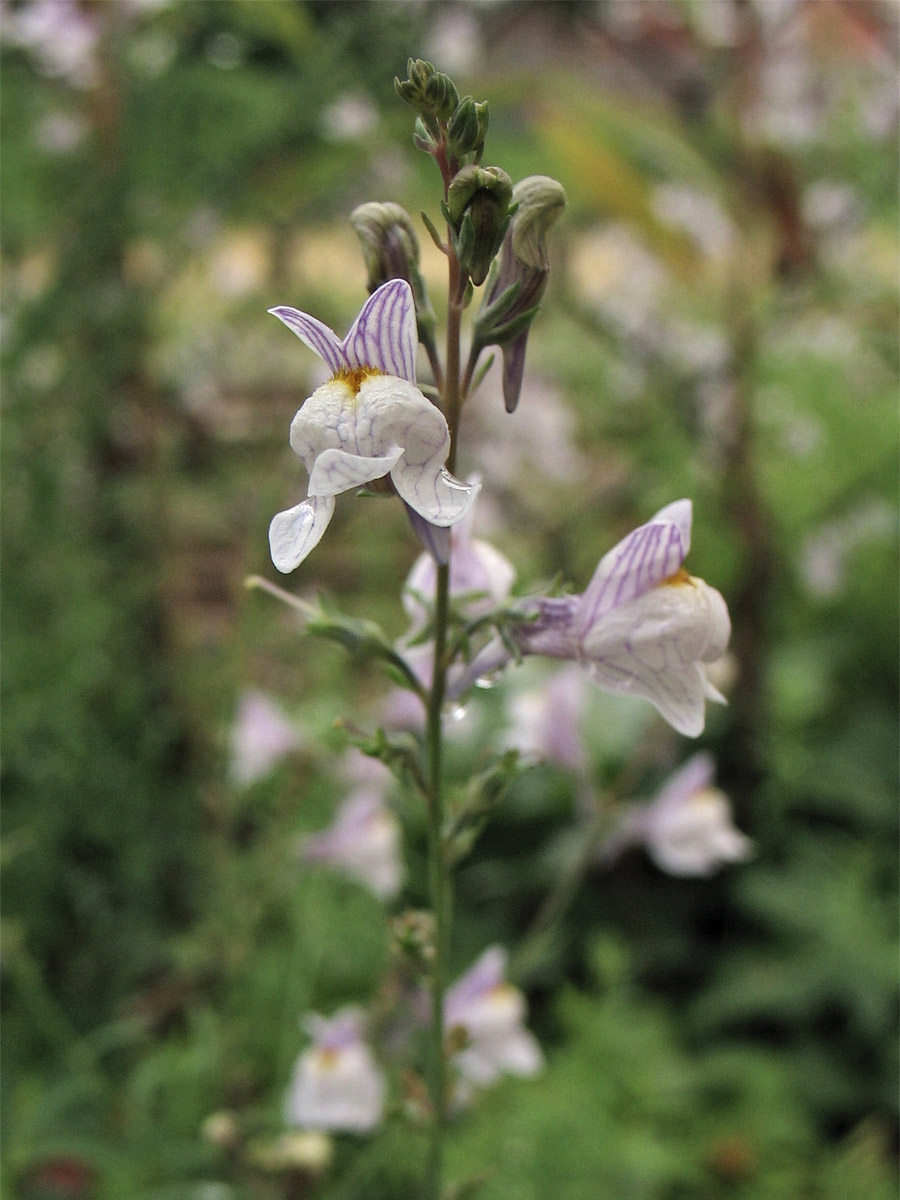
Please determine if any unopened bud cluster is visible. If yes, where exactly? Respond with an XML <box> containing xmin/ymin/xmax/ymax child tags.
<box><xmin>358</xmin><ymin>60</ymin><xmax>567</xmax><ymax>411</ymax></box>
<box><xmin>395</xmin><ymin>58</ymin><xmax>459</xmax><ymax>126</ymax></box>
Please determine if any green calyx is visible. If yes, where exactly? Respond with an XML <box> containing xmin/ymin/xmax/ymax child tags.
<box><xmin>445</xmin><ymin>165</ymin><xmax>513</xmax><ymax>286</ymax></box>
<box><xmin>447</xmin><ymin>96</ymin><xmax>490</xmax><ymax>161</ymax></box>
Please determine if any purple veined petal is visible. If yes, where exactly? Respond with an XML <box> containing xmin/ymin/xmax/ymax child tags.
<box><xmin>268</xmin><ymin>307</ymin><xmax>347</xmax><ymax>375</ymax></box>
<box><xmin>404</xmin><ymin>503</ymin><xmax>451</xmax><ymax>564</ymax></box>
<box><xmin>343</xmin><ymin>279</ymin><xmax>417</xmax><ymax>383</ymax></box>
<box><xmin>392</xmin><ymin>462</ymin><xmax>479</xmax><ymax>527</ymax></box>
<box><xmin>575</xmin><ymin>504</ymin><xmax>692</xmax><ymax>637</ymax></box>
<box><xmin>586</xmin><ymin>656</ymin><xmax>709</xmax><ymax>737</ymax></box>
<box><xmin>308</xmin><ymin>446</ymin><xmax>403</xmax><ymax>498</ymax></box>
<box><xmin>269</xmin><ymin>494</ymin><xmax>336</xmax><ymax>573</ymax></box>
<box><xmin>703</xmin><ymin>675</ymin><xmax>728</xmax><ymax>705</ymax></box>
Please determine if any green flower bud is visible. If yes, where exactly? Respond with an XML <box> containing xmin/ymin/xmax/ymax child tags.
<box><xmin>446</xmin><ymin>164</ymin><xmax>513</xmax><ymax>286</ymax></box>
<box><xmin>350</xmin><ymin>201</ymin><xmax>436</xmax><ymax>341</ymax></box>
<box><xmin>447</xmin><ymin>96</ymin><xmax>490</xmax><ymax>160</ymax></box>
<box><xmin>473</xmin><ymin>174</ymin><xmax>566</xmax><ymax>412</ymax></box>
<box><xmin>394</xmin><ymin>58</ymin><xmax>459</xmax><ymax>124</ymax></box>
<box><xmin>391</xmin><ymin>910</ymin><xmax>436</xmax><ymax>974</ymax></box>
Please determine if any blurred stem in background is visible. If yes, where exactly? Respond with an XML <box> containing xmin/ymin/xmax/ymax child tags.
<box><xmin>3</xmin><ymin>4</ymin><xmax>199</xmax><ymax>1053</ymax></box>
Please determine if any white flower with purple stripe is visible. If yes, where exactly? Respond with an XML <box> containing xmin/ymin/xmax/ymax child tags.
<box><xmin>267</xmin><ymin>279</ymin><xmax>479</xmax><ymax>573</ymax></box>
<box><xmin>450</xmin><ymin>501</ymin><xmax>731</xmax><ymax>737</ymax></box>
<box><xmin>603</xmin><ymin>753</ymin><xmax>752</xmax><ymax>876</ymax></box>
<box><xmin>445</xmin><ymin>946</ymin><xmax>543</xmax><ymax>1098</ymax></box>
<box><xmin>284</xmin><ymin>1007</ymin><xmax>385</xmax><ymax>1134</ymax></box>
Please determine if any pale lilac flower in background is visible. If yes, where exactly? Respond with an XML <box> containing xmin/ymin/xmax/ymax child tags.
<box><xmin>34</xmin><ymin>110</ymin><xmax>88</xmax><ymax>155</ymax></box>
<box><xmin>267</xmin><ymin>280</ymin><xmax>479</xmax><ymax>572</ymax></box>
<box><xmin>380</xmin><ymin>640</ymin><xmax>433</xmax><ymax>733</ymax></box>
<box><xmin>230</xmin><ymin>690</ymin><xmax>305</xmax><ymax>787</ymax></box>
<box><xmin>320</xmin><ymin>93</ymin><xmax>378</xmax><ymax>142</ymax></box>
<box><xmin>2</xmin><ymin>0</ymin><xmax>99</xmax><ymax>88</ymax></box>
<box><xmin>603</xmin><ymin>753</ymin><xmax>752</xmax><ymax>876</ymax></box>
<box><xmin>285</xmin><ymin>1008</ymin><xmax>385</xmax><ymax>1133</ymax></box>
<box><xmin>503</xmin><ymin>664</ymin><xmax>587</xmax><ymax>773</ymax></box>
<box><xmin>445</xmin><ymin>946</ymin><xmax>543</xmax><ymax>1099</ymax></box>
<box><xmin>301</xmin><ymin>754</ymin><xmax>403</xmax><ymax>900</ymax></box>
<box><xmin>402</xmin><ymin>484</ymin><xmax>516</xmax><ymax>635</ymax></box>
<box><xmin>381</xmin><ymin>638</ymin><xmax>477</xmax><ymax>740</ymax></box>
<box><xmin>473</xmin><ymin>370</ymin><xmax>586</xmax><ymax>489</ymax></box>
<box><xmin>651</xmin><ymin>183</ymin><xmax>735</xmax><ymax>258</ymax></box>
<box><xmin>451</xmin><ymin>500</ymin><xmax>731</xmax><ymax>737</ymax></box>
<box><xmin>800</xmin><ymin>498</ymin><xmax>896</xmax><ymax>599</ymax></box>
<box><xmin>425</xmin><ymin>5</ymin><xmax>482</xmax><ymax>76</ymax></box>
<box><xmin>384</xmin><ymin>491</ymin><xmax>515</xmax><ymax>731</ymax></box>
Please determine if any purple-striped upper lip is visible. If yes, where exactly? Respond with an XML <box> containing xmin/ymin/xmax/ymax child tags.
<box><xmin>269</xmin><ymin>278</ymin><xmax>418</xmax><ymax>384</ymax></box>
<box><xmin>575</xmin><ymin>506</ymin><xmax>691</xmax><ymax>635</ymax></box>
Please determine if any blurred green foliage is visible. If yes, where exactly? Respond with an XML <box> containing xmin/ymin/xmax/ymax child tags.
<box><xmin>2</xmin><ymin>2</ymin><xmax>897</xmax><ymax>1198</ymax></box>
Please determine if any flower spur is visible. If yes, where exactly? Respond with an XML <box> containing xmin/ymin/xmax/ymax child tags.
<box><xmin>268</xmin><ymin>279</ymin><xmax>479</xmax><ymax>573</ymax></box>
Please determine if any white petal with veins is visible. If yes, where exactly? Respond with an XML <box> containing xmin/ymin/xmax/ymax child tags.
<box><xmin>582</xmin><ymin>574</ymin><xmax>730</xmax><ymax>737</ymax></box>
<box><xmin>269</xmin><ymin>495</ymin><xmax>336</xmax><ymax>574</ymax></box>
<box><xmin>308</xmin><ymin>446</ymin><xmax>403</xmax><ymax>497</ymax></box>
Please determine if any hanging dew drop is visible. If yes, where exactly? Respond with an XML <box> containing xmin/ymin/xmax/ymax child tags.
<box><xmin>475</xmin><ymin>672</ymin><xmax>499</xmax><ymax>690</ymax></box>
<box><xmin>448</xmin><ymin>702</ymin><xmax>468</xmax><ymax>722</ymax></box>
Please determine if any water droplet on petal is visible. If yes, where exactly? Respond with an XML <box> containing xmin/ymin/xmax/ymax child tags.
<box><xmin>448</xmin><ymin>702</ymin><xmax>468</xmax><ymax>722</ymax></box>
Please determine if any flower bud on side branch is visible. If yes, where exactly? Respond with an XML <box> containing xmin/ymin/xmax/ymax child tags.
<box><xmin>351</xmin><ymin>201</ymin><xmax>437</xmax><ymax>344</ymax></box>
<box><xmin>471</xmin><ymin>175</ymin><xmax>567</xmax><ymax>411</ymax></box>
<box><xmin>444</xmin><ymin>164</ymin><xmax>513</xmax><ymax>287</ymax></box>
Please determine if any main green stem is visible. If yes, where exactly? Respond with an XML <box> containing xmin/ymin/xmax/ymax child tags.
<box><xmin>424</xmin><ymin>246</ymin><xmax>465</xmax><ymax>1200</ymax></box>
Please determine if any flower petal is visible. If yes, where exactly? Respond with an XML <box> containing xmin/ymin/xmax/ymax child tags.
<box><xmin>581</xmin><ymin>575</ymin><xmax>729</xmax><ymax>737</ymax></box>
<box><xmin>392</xmin><ymin>462</ymin><xmax>479</xmax><ymax>526</ymax></box>
<box><xmin>308</xmin><ymin>446</ymin><xmax>403</xmax><ymax>497</ymax></box>
<box><xmin>269</xmin><ymin>495</ymin><xmax>336</xmax><ymax>573</ymax></box>
<box><xmin>342</xmin><ymin>279</ymin><xmax>417</xmax><ymax>382</ymax></box>
<box><xmin>652</xmin><ymin>752</ymin><xmax>716</xmax><ymax>817</ymax></box>
<box><xmin>268</xmin><ymin>307</ymin><xmax>347</xmax><ymax>375</ymax></box>
<box><xmin>576</xmin><ymin>502</ymin><xmax>691</xmax><ymax>636</ymax></box>
<box><xmin>651</xmin><ymin>499</ymin><xmax>693</xmax><ymax>553</ymax></box>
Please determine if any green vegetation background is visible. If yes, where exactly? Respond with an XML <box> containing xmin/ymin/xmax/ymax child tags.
<box><xmin>2</xmin><ymin>2</ymin><xmax>897</xmax><ymax>1198</ymax></box>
